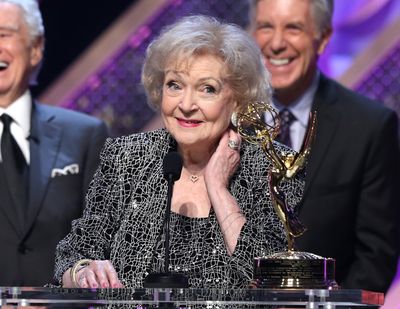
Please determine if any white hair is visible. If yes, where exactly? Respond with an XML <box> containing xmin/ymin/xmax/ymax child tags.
<box><xmin>142</xmin><ymin>15</ymin><xmax>272</xmax><ymax>110</ymax></box>
<box><xmin>0</xmin><ymin>0</ymin><xmax>44</xmax><ymax>39</ymax></box>
<box><xmin>0</xmin><ymin>0</ymin><xmax>45</xmax><ymax>84</ymax></box>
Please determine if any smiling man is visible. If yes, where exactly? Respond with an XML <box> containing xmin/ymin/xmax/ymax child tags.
<box><xmin>0</xmin><ymin>0</ymin><xmax>108</xmax><ymax>286</ymax></box>
<box><xmin>253</xmin><ymin>0</ymin><xmax>330</xmax><ymax>107</ymax></box>
<box><xmin>250</xmin><ymin>0</ymin><xmax>400</xmax><ymax>293</ymax></box>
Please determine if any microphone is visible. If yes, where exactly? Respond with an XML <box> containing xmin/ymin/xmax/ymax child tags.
<box><xmin>162</xmin><ymin>152</ymin><xmax>182</xmax><ymax>275</ymax></box>
<box><xmin>143</xmin><ymin>152</ymin><xmax>189</xmax><ymax>288</ymax></box>
<box><xmin>163</xmin><ymin>151</ymin><xmax>182</xmax><ymax>182</ymax></box>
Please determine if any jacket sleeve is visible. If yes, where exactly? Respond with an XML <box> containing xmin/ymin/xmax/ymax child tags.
<box><xmin>53</xmin><ymin>137</ymin><xmax>123</xmax><ymax>284</ymax></box>
<box><xmin>343</xmin><ymin>110</ymin><xmax>400</xmax><ymax>292</ymax></box>
<box><xmin>81</xmin><ymin>120</ymin><xmax>109</xmax><ymax>191</ymax></box>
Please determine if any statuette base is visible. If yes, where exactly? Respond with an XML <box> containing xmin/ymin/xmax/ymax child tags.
<box><xmin>252</xmin><ymin>251</ymin><xmax>338</xmax><ymax>289</ymax></box>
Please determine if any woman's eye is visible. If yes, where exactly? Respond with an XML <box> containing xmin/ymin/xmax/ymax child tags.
<box><xmin>0</xmin><ymin>32</ymin><xmax>11</xmax><ymax>38</ymax></box>
<box><xmin>203</xmin><ymin>85</ymin><xmax>217</xmax><ymax>94</ymax></box>
<box><xmin>166</xmin><ymin>80</ymin><xmax>181</xmax><ymax>91</ymax></box>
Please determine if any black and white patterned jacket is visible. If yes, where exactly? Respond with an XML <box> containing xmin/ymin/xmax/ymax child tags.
<box><xmin>54</xmin><ymin>128</ymin><xmax>304</xmax><ymax>288</ymax></box>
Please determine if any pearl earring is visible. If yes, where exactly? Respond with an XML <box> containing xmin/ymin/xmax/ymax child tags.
<box><xmin>231</xmin><ymin>112</ymin><xmax>238</xmax><ymax>127</ymax></box>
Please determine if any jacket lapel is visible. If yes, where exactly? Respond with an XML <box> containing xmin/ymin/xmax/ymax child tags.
<box><xmin>301</xmin><ymin>75</ymin><xmax>341</xmax><ymax>200</ymax></box>
<box><xmin>25</xmin><ymin>102</ymin><xmax>62</xmax><ymax>236</ymax></box>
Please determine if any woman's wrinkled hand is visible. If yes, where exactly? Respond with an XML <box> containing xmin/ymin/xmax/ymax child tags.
<box><xmin>205</xmin><ymin>128</ymin><xmax>241</xmax><ymax>189</ymax></box>
<box><xmin>77</xmin><ymin>260</ymin><xmax>123</xmax><ymax>289</ymax></box>
<box><xmin>66</xmin><ymin>260</ymin><xmax>124</xmax><ymax>289</ymax></box>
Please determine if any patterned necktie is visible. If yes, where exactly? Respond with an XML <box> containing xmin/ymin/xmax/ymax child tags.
<box><xmin>1</xmin><ymin>114</ymin><xmax>28</xmax><ymax>215</ymax></box>
<box><xmin>275</xmin><ymin>109</ymin><xmax>296</xmax><ymax>148</ymax></box>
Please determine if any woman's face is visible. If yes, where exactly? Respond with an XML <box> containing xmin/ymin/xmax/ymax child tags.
<box><xmin>161</xmin><ymin>54</ymin><xmax>235</xmax><ymax>150</ymax></box>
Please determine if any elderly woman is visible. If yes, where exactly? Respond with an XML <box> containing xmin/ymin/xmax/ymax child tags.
<box><xmin>54</xmin><ymin>15</ymin><xmax>304</xmax><ymax>289</ymax></box>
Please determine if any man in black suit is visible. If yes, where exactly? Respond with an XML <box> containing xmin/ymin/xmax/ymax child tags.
<box><xmin>0</xmin><ymin>0</ymin><xmax>108</xmax><ymax>286</ymax></box>
<box><xmin>250</xmin><ymin>0</ymin><xmax>400</xmax><ymax>293</ymax></box>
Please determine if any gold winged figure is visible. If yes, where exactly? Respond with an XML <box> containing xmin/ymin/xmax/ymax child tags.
<box><xmin>235</xmin><ymin>101</ymin><xmax>316</xmax><ymax>251</ymax></box>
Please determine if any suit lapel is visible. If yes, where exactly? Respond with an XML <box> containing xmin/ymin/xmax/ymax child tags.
<box><xmin>25</xmin><ymin>102</ymin><xmax>62</xmax><ymax>236</ymax></box>
<box><xmin>302</xmin><ymin>75</ymin><xmax>341</xmax><ymax>200</ymax></box>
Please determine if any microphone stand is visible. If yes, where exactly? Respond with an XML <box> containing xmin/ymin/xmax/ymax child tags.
<box><xmin>143</xmin><ymin>169</ymin><xmax>189</xmax><ymax>288</ymax></box>
<box><xmin>164</xmin><ymin>173</ymin><xmax>173</xmax><ymax>275</ymax></box>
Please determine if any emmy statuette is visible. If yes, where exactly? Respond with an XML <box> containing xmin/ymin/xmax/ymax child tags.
<box><xmin>235</xmin><ymin>102</ymin><xmax>337</xmax><ymax>289</ymax></box>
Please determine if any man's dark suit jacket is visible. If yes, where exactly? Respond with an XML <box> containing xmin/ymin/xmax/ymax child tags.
<box><xmin>0</xmin><ymin>101</ymin><xmax>108</xmax><ymax>286</ymax></box>
<box><xmin>296</xmin><ymin>75</ymin><xmax>400</xmax><ymax>293</ymax></box>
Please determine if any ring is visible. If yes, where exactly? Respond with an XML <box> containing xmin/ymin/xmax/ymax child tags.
<box><xmin>228</xmin><ymin>139</ymin><xmax>239</xmax><ymax>150</ymax></box>
<box><xmin>79</xmin><ymin>274</ymin><xmax>86</xmax><ymax>286</ymax></box>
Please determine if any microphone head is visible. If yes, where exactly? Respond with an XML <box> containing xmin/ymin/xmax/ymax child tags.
<box><xmin>163</xmin><ymin>152</ymin><xmax>183</xmax><ymax>181</ymax></box>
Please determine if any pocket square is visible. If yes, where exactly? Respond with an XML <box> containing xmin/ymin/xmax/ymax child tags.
<box><xmin>51</xmin><ymin>163</ymin><xmax>79</xmax><ymax>178</ymax></box>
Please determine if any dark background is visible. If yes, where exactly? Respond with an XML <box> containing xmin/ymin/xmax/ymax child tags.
<box><xmin>33</xmin><ymin>0</ymin><xmax>136</xmax><ymax>97</ymax></box>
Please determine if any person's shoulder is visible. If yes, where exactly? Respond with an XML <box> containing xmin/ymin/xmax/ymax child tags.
<box><xmin>241</xmin><ymin>139</ymin><xmax>294</xmax><ymax>158</ymax></box>
<box><xmin>240</xmin><ymin>140</ymin><xmax>286</xmax><ymax>168</ymax></box>
<box><xmin>35</xmin><ymin>102</ymin><xmax>105</xmax><ymax>127</ymax></box>
<box><xmin>240</xmin><ymin>141</ymin><xmax>263</xmax><ymax>158</ymax></box>
<box><xmin>323</xmin><ymin>77</ymin><xmax>394</xmax><ymax>118</ymax></box>
<box><xmin>103</xmin><ymin>128</ymin><xmax>169</xmax><ymax>151</ymax></box>
<box><xmin>99</xmin><ymin>128</ymin><xmax>170</xmax><ymax>166</ymax></box>
<box><xmin>239</xmin><ymin>140</ymin><xmax>305</xmax><ymax>184</ymax></box>
<box><xmin>317</xmin><ymin>76</ymin><xmax>398</xmax><ymax>134</ymax></box>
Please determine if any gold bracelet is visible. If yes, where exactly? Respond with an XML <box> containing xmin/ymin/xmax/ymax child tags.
<box><xmin>70</xmin><ymin>259</ymin><xmax>92</xmax><ymax>287</ymax></box>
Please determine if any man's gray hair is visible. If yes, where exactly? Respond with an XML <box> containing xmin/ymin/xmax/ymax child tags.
<box><xmin>249</xmin><ymin>0</ymin><xmax>334</xmax><ymax>37</ymax></box>
<box><xmin>0</xmin><ymin>0</ymin><xmax>44</xmax><ymax>39</ymax></box>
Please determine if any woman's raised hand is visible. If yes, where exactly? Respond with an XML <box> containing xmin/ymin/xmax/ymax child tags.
<box><xmin>205</xmin><ymin>129</ymin><xmax>241</xmax><ymax>189</ymax></box>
